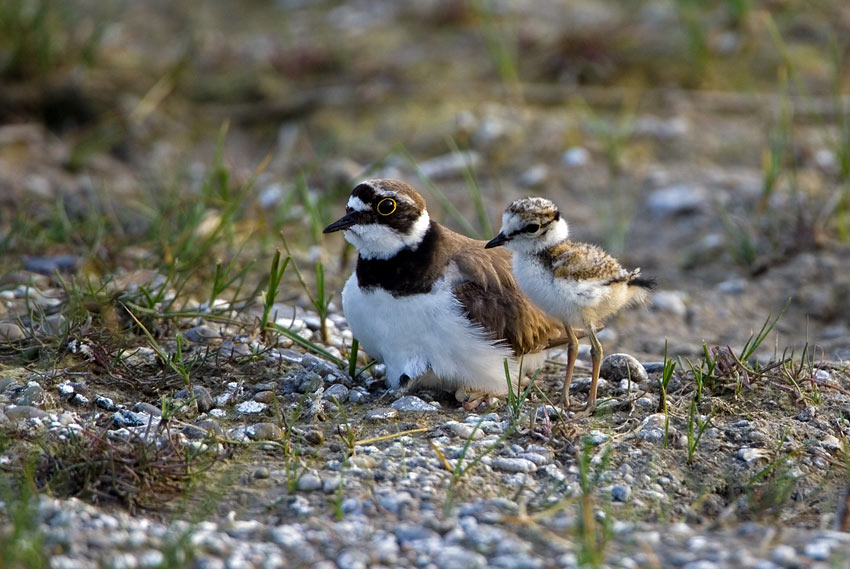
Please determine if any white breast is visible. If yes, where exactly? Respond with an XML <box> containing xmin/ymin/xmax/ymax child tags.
<box><xmin>341</xmin><ymin>273</ymin><xmax>519</xmax><ymax>394</ymax></box>
<box><xmin>512</xmin><ymin>254</ymin><xmax>607</xmax><ymax>325</ymax></box>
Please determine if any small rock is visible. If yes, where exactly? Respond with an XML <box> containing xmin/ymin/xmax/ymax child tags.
<box><xmin>183</xmin><ymin>326</ymin><xmax>221</xmax><ymax>344</ymax></box>
<box><xmin>70</xmin><ymin>394</ymin><xmax>89</xmax><ymax>406</ymax></box>
<box><xmin>133</xmin><ymin>402</ymin><xmax>162</xmax><ymax>417</ymax></box>
<box><xmin>0</xmin><ymin>322</ymin><xmax>25</xmax><ymax>341</ymax></box>
<box><xmin>491</xmin><ymin>457</ymin><xmax>537</xmax><ymax>473</ymax></box>
<box><xmin>736</xmin><ymin>447</ymin><xmax>768</xmax><ymax>464</ymax></box>
<box><xmin>647</xmin><ymin>184</ymin><xmax>709</xmax><ymax>217</ymax></box>
<box><xmin>112</xmin><ymin>410</ymin><xmax>151</xmax><ymax>428</ymax></box>
<box><xmin>304</xmin><ymin>429</ymin><xmax>325</xmax><ymax>445</ymax></box>
<box><xmin>517</xmin><ymin>164</ymin><xmax>549</xmax><ymax>187</ymax></box>
<box><xmin>296</xmin><ymin>472</ymin><xmax>323</xmax><ymax>492</ymax></box>
<box><xmin>248</xmin><ymin>422</ymin><xmax>282</xmax><ymax>441</ymax></box>
<box><xmin>323</xmin><ymin>383</ymin><xmax>350</xmax><ymax>402</ymax></box>
<box><xmin>253</xmin><ymin>466</ymin><xmax>270</xmax><ymax>479</ymax></box>
<box><xmin>584</xmin><ymin>430</ymin><xmax>610</xmax><ymax>445</ymax></box>
<box><xmin>390</xmin><ymin>396</ymin><xmax>437</xmax><ymax>413</ymax></box>
<box><xmin>4</xmin><ymin>404</ymin><xmax>48</xmax><ymax>422</ymax></box>
<box><xmin>366</xmin><ymin>408</ymin><xmax>399</xmax><ymax>421</ymax></box>
<box><xmin>611</xmin><ymin>485</ymin><xmax>631</xmax><ymax>502</ymax></box>
<box><xmin>821</xmin><ymin>435</ymin><xmax>841</xmax><ymax>451</ymax></box>
<box><xmin>771</xmin><ymin>544</ymin><xmax>797</xmax><ymax>565</ymax></box>
<box><xmin>803</xmin><ymin>540</ymin><xmax>831</xmax><ymax>560</ymax></box>
<box><xmin>23</xmin><ymin>254</ymin><xmax>79</xmax><ymax>275</ymax></box>
<box><xmin>253</xmin><ymin>390</ymin><xmax>276</xmax><ymax>403</ymax></box>
<box><xmin>795</xmin><ymin>406</ymin><xmax>816</xmax><ymax>422</ymax></box>
<box><xmin>562</xmin><ymin>146</ymin><xmax>590</xmax><ymax>167</ymax></box>
<box><xmin>95</xmin><ymin>396</ymin><xmax>118</xmax><ymax>411</ymax></box>
<box><xmin>347</xmin><ymin>387</ymin><xmax>368</xmax><ymax>404</ymax></box>
<box><xmin>418</xmin><ymin>151</ymin><xmax>481</xmax><ymax>180</ymax></box>
<box><xmin>651</xmin><ymin>290</ymin><xmax>687</xmax><ymax>316</ymax></box>
<box><xmin>235</xmin><ymin>401</ymin><xmax>268</xmax><ymax>415</ymax></box>
<box><xmin>14</xmin><ymin>382</ymin><xmax>44</xmax><ymax>406</ymax></box>
<box><xmin>445</xmin><ymin>421</ymin><xmax>485</xmax><ymax>440</ymax></box>
<box><xmin>435</xmin><ymin>546</ymin><xmax>486</xmax><ymax>569</ymax></box>
<box><xmin>637</xmin><ymin>414</ymin><xmax>668</xmax><ymax>443</ymax></box>
<box><xmin>600</xmin><ymin>353</ymin><xmax>648</xmax><ymax>383</ymax></box>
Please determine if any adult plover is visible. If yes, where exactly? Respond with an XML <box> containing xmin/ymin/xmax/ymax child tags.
<box><xmin>323</xmin><ymin>179</ymin><xmax>566</xmax><ymax>407</ymax></box>
<box><xmin>486</xmin><ymin>197</ymin><xmax>654</xmax><ymax>412</ymax></box>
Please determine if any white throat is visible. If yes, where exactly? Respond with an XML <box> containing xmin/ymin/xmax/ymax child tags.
<box><xmin>345</xmin><ymin>211</ymin><xmax>431</xmax><ymax>260</ymax></box>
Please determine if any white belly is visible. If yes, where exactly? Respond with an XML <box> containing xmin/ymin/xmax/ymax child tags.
<box><xmin>513</xmin><ymin>255</ymin><xmax>607</xmax><ymax>325</ymax></box>
<box><xmin>341</xmin><ymin>273</ymin><xmax>518</xmax><ymax>394</ymax></box>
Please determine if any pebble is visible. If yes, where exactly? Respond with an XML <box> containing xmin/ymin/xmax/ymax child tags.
<box><xmin>736</xmin><ymin>448</ymin><xmax>768</xmax><ymax>464</ymax></box>
<box><xmin>637</xmin><ymin>414</ymin><xmax>668</xmax><ymax>443</ymax></box>
<box><xmin>646</xmin><ymin>184</ymin><xmax>709</xmax><ymax>217</ymax></box>
<box><xmin>517</xmin><ymin>164</ymin><xmax>549</xmax><ymax>187</ymax></box>
<box><xmin>365</xmin><ymin>408</ymin><xmax>399</xmax><ymax>421</ymax></box>
<box><xmin>490</xmin><ymin>457</ymin><xmax>538</xmax><ymax>473</ymax></box>
<box><xmin>390</xmin><ymin>396</ymin><xmax>438</xmax><ymax>413</ymax></box>
<box><xmin>651</xmin><ymin>290</ymin><xmax>688</xmax><ymax>316</ymax></box>
<box><xmin>0</xmin><ymin>322</ymin><xmax>25</xmax><ymax>341</ymax></box>
<box><xmin>323</xmin><ymin>383</ymin><xmax>350</xmax><ymax>401</ymax></box>
<box><xmin>418</xmin><ymin>151</ymin><xmax>481</xmax><ymax>180</ymax></box>
<box><xmin>235</xmin><ymin>401</ymin><xmax>268</xmax><ymax>415</ymax></box>
<box><xmin>600</xmin><ymin>353</ymin><xmax>648</xmax><ymax>383</ymax></box>
<box><xmin>611</xmin><ymin>485</ymin><xmax>631</xmax><ymax>502</ymax></box>
<box><xmin>183</xmin><ymin>326</ymin><xmax>221</xmax><ymax>344</ymax></box>
<box><xmin>562</xmin><ymin>146</ymin><xmax>590</xmax><ymax>167</ymax></box>
<box><xmin>253</xmin><ymin>391</ymin><xmax>276</xmax><ymax>403</ymax></box>
<box><xmin>435</xmin><ymin>546</ymin><xmax>487</xmax><ymax>569</ymax></box>
<box><xmin>247</xmin><ymin>422</ymin><xmax>282</xmax><ymax>441</ymax></box>
<box><xmin>296</xmin><ymin>473</ymin><xmax>323</xmax><ymax>492</ymax></box>
<box><xmin>4</xmin><ymin>404</ymin><xmax>48</xmax><ymax>421</ymax></box>
<box><xmin>445</xmin><ymin>421</ymin><xmax>485</xmax><ymax>440</ymax></box>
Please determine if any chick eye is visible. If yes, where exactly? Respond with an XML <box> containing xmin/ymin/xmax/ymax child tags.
<box><xmin>524</xmin><ymin>223</ymin><xmax>540</xmax><ymax>233</ymax></box>
<box><xmin>376</xmin><ymin>197</ymin><xmax>397</xmax><ymax>216</ymax></box>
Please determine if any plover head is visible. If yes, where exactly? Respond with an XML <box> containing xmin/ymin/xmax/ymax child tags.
<box><xmin>323</xmin><ymin>179</ymin><xmax>431</xmax><ymax>260</ymax></box>
<box><xmin>485</xmin><ymin>197</ymin><xmax>568</xmax><ymax>254</ymax></box>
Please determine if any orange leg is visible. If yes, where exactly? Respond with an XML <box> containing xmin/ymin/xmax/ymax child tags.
<box><xmin>585</xmin><ymin>326</ymin><xmax>602</xmax><ymax>413</ymax></box>
<box><xmin>562</xmin><ymin>323</ymin><xmax>578</xmax><ymax>407</ymax></box>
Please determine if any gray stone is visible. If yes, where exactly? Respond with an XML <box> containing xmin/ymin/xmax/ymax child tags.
<box><xmin>0</xmin><ymin>322</ymin><xmax>25</xmax><ymax>341</ymax></box>
<box><xmin>296</xmin><ymin>472</ymin><xmax>323</xmax><ymax>492</ymax></box>
<box><xmin>611</xmin><ymin>485</ymin><xmax>631</xmax><ymax>502</ymax></box>
<box><xmin>14</xmin><ymin>382</ymin><xmax>44</xmax><ymax>406</ymax></box>
<box><xmin>390</xmin><ymin>395</ymin><xmax>437</xmax><ymax>413</ymax></box>
<box><xmin>651</xmin><ymin>290</ymin><xmax>688</xmax><ymax>316</ymax></box>
<box><xmin>435</xmin><ymin>545</ymin><xmax>486</xmax><ymax>569</ymax></box>
<box><xmin>323</xmin><ymin>383</ymin><xmax>350</xmax><ymax>402</ymax></box>
<box><xmin>133</xmin><ymin>401</ymin><xmax>162</xmax><ymax>417</ymax></box>
<box><xmin>445</xmin><ymin>421</ymin><xmax>485</xmax><ymax>440</ymax></box>
<box><xmin>647</xmin><ymin>184</ymin><xmax>709</xmax><ymax>217</ymax></box>
<box><xmin>248</xmin><ymin>422</ymin><xmax>283</xmax><ymax>441</ymax></box>
<box><xmin>95</xmin><ymin>396</ymin><xmax>118</xmax><ymax>411</ymax></box>
<box><xmin>4</xmin><ymin>404</ymin><xmax>48</xmax><ymax>421</ymax></box>
<box><xmin>235</xmin><ymin>401</ymin><xmax>268</xmax><ymax>414</ymax></box>
<box><xmin>366</xmin><ymin>407</ymin><xmax>399</xmax><ymax>421</ymax></box>
<box><xmin>184</xmin><ymin>326</ymin><xmax>221</xmax><ymax>344</ymax></box>
<box><xmin>491</xmin><ymin>457</ymin><xmax>537</xmax><ymax>473</ymax></box>
<box><xmin>562</xmin><ymin>146</ymin><xmax>590</xmax><ymax>167</ymax></box>
<box><xmin>600</xmin><ymin>353</ymin><xmax>648</xmax><ymax>383</ymax></box>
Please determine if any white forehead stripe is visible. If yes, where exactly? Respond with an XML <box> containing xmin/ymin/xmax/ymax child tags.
<box><xmin>347</xmin><ymin>196</ymin><xmax>370</xmax><ymax>212</ymax></box>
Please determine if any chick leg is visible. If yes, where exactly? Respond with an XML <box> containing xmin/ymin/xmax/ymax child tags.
<box><xmin>585</xmin><ymin>326</ymin><xmax>602</xmax><ymax>413</ymax></box>
<box><xmin>562</xmin><ymin>323</ymin><xmax>578</xmax><ymax>408</ymax></box>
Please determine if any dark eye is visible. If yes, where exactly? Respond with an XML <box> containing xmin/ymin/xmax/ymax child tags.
<box><xmin>376</xmin><ymin>197</ymin><xmax>397</xmax><ymax>216</ymax></box>
<box><xmin>524</xmin><ymin>223</ymin><xmax>540</xmax><ymax>233</ymax></box>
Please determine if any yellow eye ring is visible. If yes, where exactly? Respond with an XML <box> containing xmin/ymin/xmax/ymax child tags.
<box><xmin>376</xmin><ymin>197</ymin><xmax>397</xmax><ymax>216</ymax></box>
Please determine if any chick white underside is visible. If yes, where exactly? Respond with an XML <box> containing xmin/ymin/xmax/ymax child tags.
<box><xmin>342</xmin><ymin>272</ymin><xmax>532</xmax><ymax>394</ymax></box>
<box><xmin>513</xmin><ymin>254</ymin><xmax>611</xmax><ymax>326</ymax></box>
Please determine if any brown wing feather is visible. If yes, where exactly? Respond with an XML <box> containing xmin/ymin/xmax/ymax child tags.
<box><xmin>442</xmin><ymin>228</ymin><xmax>564</xmax><ymax>355</ymax></box>
<box><xmin>550</xmin><ymin>241</ymin><xmax>627</xmax><ymax>282</ymax></box>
